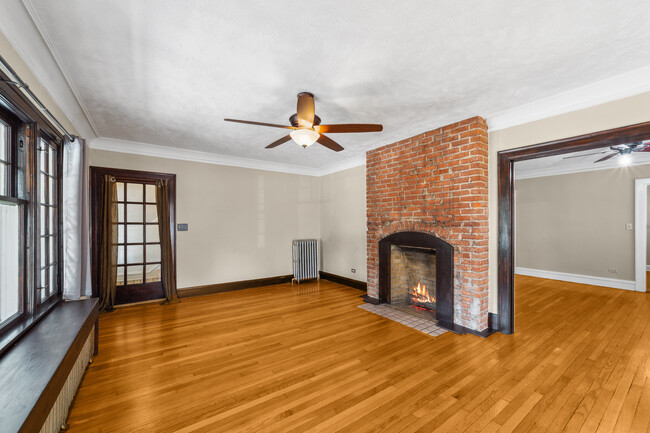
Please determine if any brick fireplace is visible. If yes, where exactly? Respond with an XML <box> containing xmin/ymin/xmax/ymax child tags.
<box><xmin>366</xmin><ymin>116</ymin><xmax>489</xmax><ymax>331</ymax></box>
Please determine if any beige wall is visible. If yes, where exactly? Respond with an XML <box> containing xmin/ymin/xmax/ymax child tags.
<box><xmin>90</xmin><ymin>149</ymin><xmax>321</xmax><ymax>289</ymax></box>
<box><xmin>0</xmin><ymin>32</ymin><xmax>77</xmax><ymax>135</ymax></box>
<box><xmin>320</xmin><ymin>165</ymin><xmax>367</xmax><ymax>281</ymax></box>
<box><xmin>489</xmin><ymin>91</ymin><xmax>650</xmax><ymax>311</ymax></box>
<box><xmin>515</xmin><ymin>165</ymin><xmax>650</xmax><ymax>281</ymax></box>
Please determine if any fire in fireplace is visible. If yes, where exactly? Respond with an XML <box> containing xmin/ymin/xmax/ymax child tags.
<box><xmin>411</xmin><ymin>283</ymin><xmax>436</xmax><ymax>310</ymax></box>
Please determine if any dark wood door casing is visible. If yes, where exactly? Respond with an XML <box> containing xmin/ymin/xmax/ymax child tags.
<box><xmin>497</xmin><ymin>121</ymin><xmax>650</xmax><ymax>334</ymax></box>
<box><xmin>89</xmin><ymin>166</ymin><xmax>176</xmax><ymax>305</ymax></box>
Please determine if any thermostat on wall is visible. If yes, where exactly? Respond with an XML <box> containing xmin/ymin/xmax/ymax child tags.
<box><xmin>177</xmin><ymin>223</ymin><xmax>189</xmax><ymax>231</ymax></box>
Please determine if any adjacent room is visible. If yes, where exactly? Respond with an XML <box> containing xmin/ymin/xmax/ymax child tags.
<box><xmin>1</xmin><ymin>1</ymin><xmax>649</xmax><ymax>432</ymax></box>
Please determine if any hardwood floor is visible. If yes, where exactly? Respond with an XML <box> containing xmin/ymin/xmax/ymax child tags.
<box><xmin>66</xmin><ymin>277</ymin><xmax>650</xmax><ymax>432</ymax></box>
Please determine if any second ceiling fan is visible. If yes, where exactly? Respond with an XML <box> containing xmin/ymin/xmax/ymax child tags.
<box><xmin>224</xmin><ymin>92</ymin><xmax>382</xmax><ymax>152</ymax></box>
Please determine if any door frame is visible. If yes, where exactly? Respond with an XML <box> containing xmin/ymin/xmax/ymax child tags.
<box><xmin>89</xmin><ymin>166</ymin><xmax>176</xmax><ymax>304</ymax></box>
<box><xmin>498</xmin><ymin>121</ymin><xmax>650</xmax><ymax>334</ymax></box>
<box><xmin>634</xmin><ymin>178</ymin><xmax>650</xmax><ymax>292</ymax></box>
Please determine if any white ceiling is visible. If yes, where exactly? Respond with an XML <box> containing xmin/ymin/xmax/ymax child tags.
<box><xmin>17</xmin><ymin>0</ymin><xmax>650</xmax><ymax>170</ymax></box>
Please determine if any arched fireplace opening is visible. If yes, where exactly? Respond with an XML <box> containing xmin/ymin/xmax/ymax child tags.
<box><xmin>378</xmin><ymin>232</ymin><xmax>454</xmax><ymax>328</ymax></box>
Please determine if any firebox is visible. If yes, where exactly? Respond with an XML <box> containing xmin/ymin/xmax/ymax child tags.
<box><xmin>378</xmin><ymin>232</ymin><xmax>454</xmax><ymax>327</ymax></box>
<box><xmin>390</xmin><ymin>245</ymin><xmax>437</xmax><ymax>318</ymax></box>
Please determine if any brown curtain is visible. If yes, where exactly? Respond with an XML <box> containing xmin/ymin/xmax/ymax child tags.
<box><xmin>98</xmin><ymin>175</ymin><xmax>117</xmax><ymax>312</ymax></box>
<box><xmin>156</xmin><ymin>179</ymin><xmax>179</xmax><ymax>304</ymax></box>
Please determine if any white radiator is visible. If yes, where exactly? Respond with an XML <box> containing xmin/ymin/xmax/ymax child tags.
<box><xmin>39</xmin><ymin>326</ymin><xmax>94</xmax><ymax>433</ymax></box>
<box><xmin>292</xmin><ymin>239</ymin><xmax>319</xmax><ymax>283</ymax></box>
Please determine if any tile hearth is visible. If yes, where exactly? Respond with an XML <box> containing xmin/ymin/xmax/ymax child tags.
<box><xmin>358</xmin><ymin>304</ymin><xmax>447</xmax><ymax>337</ymax></box>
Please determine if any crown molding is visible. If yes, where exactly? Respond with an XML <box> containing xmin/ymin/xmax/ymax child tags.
<box><xmin>21</xmin><ymin>0</ymin><xmax>100</xmax><ymax>137</ymax></box>
<box><xmin>316</xmin><ymin>154</ymin><xmax>366</xmax><ymax>176</ymax></box>
<box><xmin>0</xmin><ymin>0</ymin><xmax>95</xmax><ymax>138</ymax></box>
<box><xmin>487</xmin><ymin>65</ymin><xmax>650</xmax><ymax>132</ymax></box>
<box><xmin>89</xmin><ymin>137</ymin><xmax>364</xmax><ymax>177</ymax></box>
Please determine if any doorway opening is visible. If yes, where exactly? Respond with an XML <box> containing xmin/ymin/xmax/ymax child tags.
<box><xmin>497</xmin><ymin>121</ymin><xmax>650</xmax><ymax>334</ymax></box>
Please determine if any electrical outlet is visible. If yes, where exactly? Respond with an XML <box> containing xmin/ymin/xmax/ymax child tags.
<box><xmin>351</xmin><ymin>268</ymin><xmax>356</xmax><ymax>273</ymax></box>
<box><xmin>177</xmin><ymin>223</ymin><xmax>189</xmax><ymax>231</ymax></box>
<box><xmin>608</xmin><ymin>267</ymin><xmax>617</xmax><ymax>274</ymax></box>
<box><xmin>625</xmin><ymin>223</ymin><xmax>633</xmax><ymax>230</ymax></box>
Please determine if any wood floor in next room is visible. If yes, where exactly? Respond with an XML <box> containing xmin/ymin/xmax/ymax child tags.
<box><xmin>66</xmin><ymin>277</ymin><xmax>650</xmax><ymax>432</ymax></box>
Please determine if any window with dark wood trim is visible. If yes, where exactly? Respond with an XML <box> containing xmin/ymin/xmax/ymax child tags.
<box><xmin>0</xmin><ymin>118</ymin><xmax>10</xmax><ymax>195</ymax></box>
<box><xmin>0</xmin><ymin>101</ymin><xmax>63</xmax><ymax>354</ymax></box>
<box><xmin>37</xmin><ymin>136</ymin><xmax>60</xmax><ymax>304</ymax></box>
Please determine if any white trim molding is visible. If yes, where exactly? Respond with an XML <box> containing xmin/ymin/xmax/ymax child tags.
<box><xmin>487</xmin><ymin>65</ymin><xmax>650</xmax><ymax>132</ymax></box>
<box><xmin>89</xmin><ymin>137</ymin><xmax>365</xmax><ymax>177</ymax></box>
<box><xmin>634</xmin><ymin>179</ymin><xmax>650</xmax><ymax>292</ymax></box>
<box><xmin>515</xmin><ymin>267</ymin><xmax>636</xmax><ymax>292</ymax></box>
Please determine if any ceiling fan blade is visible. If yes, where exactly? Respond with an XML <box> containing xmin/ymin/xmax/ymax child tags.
<box><xmin>317</xmin><ymin>134</ymin><xmax>344</xmax><ymax>152</ymax></box>
<box><xmin>315</xmin><ymin>124</ymin><xmax>383</xmax><ymax>134</ymax></box>
<box><xmin>594</xmin><ymin>153</ymin><xmax>617</xmax><ymax>163</ymax></box>
<box><xmin>224</xmin><ymin>118</ymin><xmax>296</xmax><ymax>129</ymax></box>
<box><xmin>265</xmin><ymin>135</ymin><xmax>292</xmax><ymax>149</ymax></box>
<box><xmin>296</xmin><ymin>92</ymin><xmax>315</xmax><ymax>128</ymax></box>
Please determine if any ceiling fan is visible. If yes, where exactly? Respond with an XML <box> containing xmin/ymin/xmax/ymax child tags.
<box><xmin>562</xmin><ymin>141</ymin><xmax>650</xmax><ymax>163</ymax></box>
<box><xmin>224</xmin><ymin>92</ymin><xmax>383</xmax><ymax>152</ymax></box>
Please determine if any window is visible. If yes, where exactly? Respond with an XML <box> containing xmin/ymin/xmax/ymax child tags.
<box><xmin>115</xmin><ymin>182</ymin><xmax>162</xmax><ymax>286</ymax></box>
<box><xmin>37</xmin><ymin>137</ymin><xmax>59</xmax><ymax>302</ymax></box>
<box><xmin>0</xmin><ymin>120</ymin><xmax>9</xmax><ymax>195</ymax></box>
<box><xmin>0</xmin><ymin>200</ymin><xmax>22</xmax><ymax>326</ymax></box>
<box><xmin>0</xmin><ymin>105</ymin><xmax>62</xmax><ymax>346</ymax></box>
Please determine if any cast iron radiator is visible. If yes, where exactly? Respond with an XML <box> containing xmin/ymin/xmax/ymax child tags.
<box><xmin>292</xmin><ymin>239</ymin><xmax>319</xmax><ymax>283</ymax></box>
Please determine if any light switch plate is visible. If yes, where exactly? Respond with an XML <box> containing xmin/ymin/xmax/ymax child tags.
<box><xmin>177</xmin><ymin>223</ymin><xmax>188</xmax><ymax>231</ymax></box>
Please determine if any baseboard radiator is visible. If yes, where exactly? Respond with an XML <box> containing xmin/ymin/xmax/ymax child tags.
<box><xmin>39</xmin><ymin>326</ymin><xmax>94</xmax><ymax>433</ymax></box>
<box><xmin>292</xmin><ymin>239</ymin><xmax>319</xmax><ymax>283</ymax></box>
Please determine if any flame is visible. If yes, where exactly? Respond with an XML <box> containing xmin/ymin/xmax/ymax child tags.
<box><xmin>409</xmin><ymin>282</ymin><xmax>435</xmax><ymax>305</ymax></box>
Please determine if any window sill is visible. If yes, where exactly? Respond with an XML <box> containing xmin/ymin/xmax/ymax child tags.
<box><xmin>0</xmin><ymin>298</ymin><xmax>98</xmax><ymax>433</ymax></box>
<box><xmin>0</xmin><ymin>297</ymin><xmax>59</xmax><ymax>359</ymax></box>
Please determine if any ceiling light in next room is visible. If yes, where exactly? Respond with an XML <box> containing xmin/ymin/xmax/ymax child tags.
<box><xmin>290</xmin><ymin>129</ymin><xmax>320</xmax><ymax>148</ymax></box>
<box><xmin>619</xmin><ymin>153</ymin><xmax>632</xmax><ymax>166</ymax></box>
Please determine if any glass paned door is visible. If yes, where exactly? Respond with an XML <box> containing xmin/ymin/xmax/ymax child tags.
<box><xmin>114</xmin><ymin>181</ymin><xmax>163</xmax><ymax>304</ymax></box>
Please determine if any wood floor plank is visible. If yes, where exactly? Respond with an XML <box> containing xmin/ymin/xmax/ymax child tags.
<box><xmin>64</xmin><ymin>277</ymin><xmax>650</xmax><ymax>432</ymax></box>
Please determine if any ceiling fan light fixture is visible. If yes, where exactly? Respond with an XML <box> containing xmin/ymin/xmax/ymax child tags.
<box><xmin>619</xmin><ymin>153</ymin><xmax>632</xmax><ymax>166</ymax></box>
<box><xmin>290</xmin><ymin>128</ymin><xmax>320</xmax><ymax>148</ymax></box>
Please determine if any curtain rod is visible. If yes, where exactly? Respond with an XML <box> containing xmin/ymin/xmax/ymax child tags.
<box><xmin>0</xmin><ymin>53</ymin><xmax>75</xmax><ymax>142</ymax></box>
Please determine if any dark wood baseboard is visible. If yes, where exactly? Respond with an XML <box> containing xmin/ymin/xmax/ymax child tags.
<box><xmin>488</xmin><ymin>312</ymin><xmax>499</xmax><ymax>331</ymax></box>
<box><xmin>178</xmin><ymin>275</ymin><xmax>293</xmax><ymax>298</ymax></box>
<box><xmin>361</xmin><ymin>294</ymin><xmax>381</xmax><ymax>304</ymax></box>
<box><xmin>437</xmin><ymin>320</ymin><xmax>497</xmax><ymax>338</ymax></box>
<box><xmin>319</xmin><ymin>271</ymin><xmax>367</xmax><ymax>291</ymax></box>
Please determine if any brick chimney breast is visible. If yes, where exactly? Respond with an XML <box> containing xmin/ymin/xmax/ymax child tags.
<box><xmin>366</xmin><ymin>116</ymin><xmax>489</xmax><ymax>331</ymax></box>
